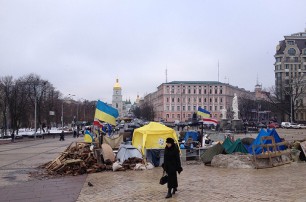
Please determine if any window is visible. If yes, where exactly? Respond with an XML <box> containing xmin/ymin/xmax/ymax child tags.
<box><xmin>166</xmin><ymin>97</ymin><xmax>169</xmax><ymax>102</ymax></box>
<box><xmin>172</xmin><ymin>98</ymin><xmax>174</xmax><ymax>102</ymax></box>
<box><xmin>177</xmin><ymin>106</ymin><xmax>180</xmax><ymax>111</ymax></box>
<box><xmin>171</xmin><ymin>106</ymin><xmax>174</xmax><ymax>111</ymax></box>
<box><xmin>209</xmin><ymin>106</ymin><xmax>212</xmax><ymax>111</ymax></box>
<box><xmin>188</xmin><ymin>106</ymin><xmax>191</xmax><ymax>111</ymax></box>
<box><xmin>188</xmin><ymin>89</ymin><xmax>191</xmax><ymax>94</ymax></box>
<box><xmin>177</xmin><ymin>98</ymin><xmax>180</xmax><ymax>102</ymax></box>
<box><xmin>204</xmin><ymin>106</ymin><xmax>207</xmax><ymax>109</ymax></box>
<box><xmin>215</xmin><ymin>106</ymin><xmax>217</xmax><ymax>110</ymax></box>
<box><xmin>183</xmin><ymin>114</ymin><xmax>185</xmax><ymax>118</ymax></box>
<box><xmin>220</xmin><ymin>106</ymin><xmax>223</xmax><ymax>110</ymax></box>
<box><xmin>204</xmin><ymin>98</ymin><xmax>207</xmax><ymax>102</ymax></box>
<box><xmin>194</xmin><ymin>89</ymin><xmax>196</xmax><ymax>94</ymax></box>
<box><xmin>209</xmin><ymin>89</ymin><xmax>212</xmax><ymax>94</ymax></box>
<box><xmin>166</xmin><ymin>114</ymin><xmax>169</xmax><ymax>118</ymax></box>
<box><xmin>220</xmin><ymin>98</ymin><xmax>223</xmax><ymax>103</ymax></box>
<box><xmin>210</xmin><ymin>98</ymin><xmax>212</xmax><ymax>103</ymax></box>
<box><xmin>220</xmin><ymin>89</ymin><xmax>222</xmax><ymax>94</ymax></box>
<box><xmin>288</xmin><ymin>48</ymin><xmax>296</xmax><ymax>56</ymax></box>
<box><xmin>215</xmin><ymin>98</ymin><xmax>217</xmax><ymax>102</ymax></box>
<box><xmin>172</xmin><ymin>114</ymin><xmax>175</xmax><ymax>118</ymax></box>
<box><xmin>171</xmin><ymin>88</ymin><xmax>174</xmax><ymax>94</ymax></box>
<box><xmin>188</xmin><ymin>98</ymin><xmax>191</xmax><ymax>103</ymax></box>
<box><xmin>286</xmin><ymin>72</ymin><xmax>289</xmax><ymax>76</ymax></box>
<box><xmin>199</xmin><ymin>98</ymin><xmax>202</xmax><ymax>102</ymax></box>
<box><xmin>285</xmin><ymin>64</ymin><xmax>289</xmax><ymax>69</ymax></box>
<box><xmin>194</xmin><ymin>97</ymin><xmax>196</xmax><ymax>102</ymax></box>
<box><xmin>204</xmin><ymin>89</ymin><xmax>207</xmax><ymax>94</ymax></box>
<box><xmin>199</xmin><ymin>89</ymin><xmax>202</xmax><ymax>94</ymax></box>
<box><xmin>304</xmin><ymin>49</ymin><xmax>306</xmax><ymax>55</ymax></box>
<box><xmin>166</xmin><ymin>106</ymin><xmax>169</xmax><ymax>111</ymax></box>
<box><xmin>193</xmin><ymin>105</ymin><xmax>196</xmax><ymax>110</ymax></box>
<box><xmin>215</xmin><ymin>89</ymin><xmax>218</xmax><ymax>94</ymax></box>
<box><xmin>188</xmin><ymin>114</ymin><xmax>191</xmax><ymax>118</ymax></box>
<box><xmin>286</xmin><ymin>57</ymin><xmax>290</xmax><ymax>62</ymax></box>
<box><xmin>294</xmin><ymin>57</ymin><xmax>298</xmax><ymax>62</ymax></box>
<box><xmin>177</xmin><ymin>114</ymin><xmax>180</xmax><ymax>119</ymax></box>
<box><xmin>182</xmin><ymin>89</ymin><xmax>185</xmax><ymax>94</ymax></box>
<box><xmin>183</xmin><ymin>106</ymin><xmax>185</xmax><ymax>111</ymax></box>
<box><xmin>288</xmin><ymin>40</ymin><xmax>294</xmax><ymax>45</ymax></box>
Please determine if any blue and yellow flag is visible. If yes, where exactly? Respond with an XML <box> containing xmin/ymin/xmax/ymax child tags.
<box><xmin>94</xmin><ymin>100</ymin><xmax>119</xmax><ymax>126</ymax></box>
<box><xmin>84</xmin><ymin>130</ymin><xmax>94</xmax><ymax>143</ymax></box>
<box><xmin>197</xmin><ymin>107</ymin><xmax>211</xmax><ymax>118</ymax></box>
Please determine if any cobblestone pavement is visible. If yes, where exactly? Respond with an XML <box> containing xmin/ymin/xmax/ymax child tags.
<box><xmin>77</xmin><ymin>162</ymin><xmax>306</xmax><ymax>202</ymax></box>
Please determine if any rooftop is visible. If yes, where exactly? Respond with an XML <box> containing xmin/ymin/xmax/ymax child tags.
<box><xmin>164</xmin><ymin>81</ymin><xmax>223</xmax><ymax>85</ymax></box>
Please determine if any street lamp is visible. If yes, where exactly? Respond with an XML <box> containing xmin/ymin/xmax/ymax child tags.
<box><xmin>61</xmin><ymin>94</ymin><xmax>75</xmax><ymax>129</ymax></box>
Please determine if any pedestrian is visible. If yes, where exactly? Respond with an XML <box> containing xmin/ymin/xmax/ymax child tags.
<box><xmin>59</xmin><ymin>130</ymin><xmax>65</xmax><ymax>141</ymax></box>
<box><xmin>162</xmin><ymin>138</ymin><xmax>183</xmax><ymax>198</ymax></box>
<box><xmin>11</xmin><ymin>132</ymin><xmax>15</xmax><ymax>143</ymax></box>
<box><xmin>73</xmin><ymin>130</ymin><xmax>77</xmax><ymax>138</ymax></box>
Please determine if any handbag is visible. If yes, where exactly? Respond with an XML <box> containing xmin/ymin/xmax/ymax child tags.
<box><xmin>159</xmin><ymin>171</ymin><xmax>168</xmax><ymax>185</ymax></box>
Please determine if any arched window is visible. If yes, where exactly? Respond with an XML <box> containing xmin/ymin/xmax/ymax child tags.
<box><xmin>288</xmin><ymin>48</ymin><xmax>296</xmax><ymax>56</ymax></box>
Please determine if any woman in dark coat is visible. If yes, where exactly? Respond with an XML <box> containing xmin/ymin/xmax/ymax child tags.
<box><xmin>163</xmin><ymin>137</ymin><xmax>183</xmax><ymax>198</ymax></box>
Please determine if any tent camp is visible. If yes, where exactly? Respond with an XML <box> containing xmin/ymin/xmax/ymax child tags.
<box><xmin>248</xmin><ymin>129</ymin><xmax>286</xmax><ymax>154</ymax></box>
<box><xmin>116</xmin><ymin>145</ymin><xmax>143</xmax><ymax>163</ymax></box>
<box><xmin>132</xmin><ymin>122</ymin><xmax>179</xmax><ymax>155</ymax></box>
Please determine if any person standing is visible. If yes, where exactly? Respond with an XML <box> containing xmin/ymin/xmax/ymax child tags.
<box><xmin>59</xmin><ymin>130</ymin><xmax>65</xmax><ymax>141</ymax></box>
<box><xmin>163</xmin><ymin>138</ymin><xmax>183</xmax><ymax>198</ymax></box>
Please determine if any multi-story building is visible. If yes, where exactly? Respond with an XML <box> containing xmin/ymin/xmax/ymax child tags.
<box><xmin>274</xmin><ymin>29</ymin><xmax>306</xmax><ymax>122</ymax></box>
<box><xmin>143</xmin><ymin>81</ymin><xmax>254</xmax><ymax>122</ymax></box>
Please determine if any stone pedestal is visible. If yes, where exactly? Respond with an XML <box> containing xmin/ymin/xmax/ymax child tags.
<box><xmin>220</xmin><ymin>119</ymin><xmax>230</xmax><ymax>130</ymax></box>
<box><xmin>231</xmin><ymin>119</ymin><xmax>243</xmax><ymax>131</ymax></box>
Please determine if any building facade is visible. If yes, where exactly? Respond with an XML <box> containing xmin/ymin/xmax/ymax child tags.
<box><xmin>112</xmin><ymin>79</ymin><xmax>123</xmax><ymax>116</ymax></box>
<box><xmin>274</xmin><ymin>30</ymin><xmax>306</xmax><ymax>122</ymax></box>
<box><xmin>143</xmin><ymin>81</ymin><xmax>254</xmax><ymax>122</ymax></box>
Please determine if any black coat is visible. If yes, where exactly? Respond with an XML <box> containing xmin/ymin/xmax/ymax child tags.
<box><xmin>163</xmin><ymin>144</ymin><xmax>181</xmax><ymax>189</ymax></box>
<box><xmin>163</xmin><ymin>144</ymin><xmax>181</xmax><ymax>173</ymax></box>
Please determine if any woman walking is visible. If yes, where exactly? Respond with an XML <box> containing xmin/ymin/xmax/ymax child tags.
<box><xmin>163</xmin><ymin>137</ymin><xmax>183</xmax><ymax>198</ymax></box>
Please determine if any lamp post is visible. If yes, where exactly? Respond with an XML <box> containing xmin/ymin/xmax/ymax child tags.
<box><xmin>61</xmin><ymin>94</ymin><xmax>75</xmax><ymax>129</ymax></box>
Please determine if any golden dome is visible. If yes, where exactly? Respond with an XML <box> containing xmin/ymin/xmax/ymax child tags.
<box><xmin>113</xmin><ymin>78</ymin><xmax>122</xmax><ymax>90</ymax></box>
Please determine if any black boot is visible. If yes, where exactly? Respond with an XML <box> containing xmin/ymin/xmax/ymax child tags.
<box><xmin>165</xmin><ymin>188</ymin><xmax>172</xmax><ymax>198</ymax></box>
<box><xmin>172</xmin><ymin>187</ymin><xmax>177</xmax><ymax>195</ymax></box>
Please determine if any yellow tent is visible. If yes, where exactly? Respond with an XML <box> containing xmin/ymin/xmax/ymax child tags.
<box><xmin>132</xmin><ymin>122</ymin><xmax>179</xmax><ymax>155</ymax></box>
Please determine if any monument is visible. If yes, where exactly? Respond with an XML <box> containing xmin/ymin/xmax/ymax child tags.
<box><xmin>231</xmin><ymin>93</ymin><xmax>243</xmax><ymax>131</ymax></box>
<box><xmin>220</xmin><ymin>108</ymin><xmax>229</xmax><ymax>130</ymax></box>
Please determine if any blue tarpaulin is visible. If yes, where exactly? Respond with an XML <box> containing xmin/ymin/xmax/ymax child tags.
<box><xmin>184</xmin><ymin>131</ymin><xmax>199</xmax><ymax>142</ymax></box>
<box><xmin>248</xmin><ymin>128</ymin><xmax>286</xmax><ymax>154</ymax></box>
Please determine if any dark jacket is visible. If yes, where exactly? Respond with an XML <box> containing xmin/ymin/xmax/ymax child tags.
<box><xmin>163</xmin><ymin>144</ymin><xmax>181</xmax><ymax>173</ymax></box>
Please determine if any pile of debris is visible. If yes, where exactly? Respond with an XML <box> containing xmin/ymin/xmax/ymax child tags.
<box><xmin>42</xmin><ymin>142</ymin><xmax>149</xmax><ymax>176</ymax></box>
<box><xmin>43</xmin><ymin>142</ymin><xmax>109</xmax><ymax>175</ymax></box>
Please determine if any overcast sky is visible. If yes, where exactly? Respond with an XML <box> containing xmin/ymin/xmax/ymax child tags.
<box><xmin>1</xmin><ymin>0</ymin><xmax>306</xmax><ymax>103</ymax></box>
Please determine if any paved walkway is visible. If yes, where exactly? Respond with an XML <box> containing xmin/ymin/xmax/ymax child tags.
<box><xmin>0</xmin><ymin>136</ymin><xmax>86</xmax><ymax>202</ymax></box>
<box><xmin>77</xmin><ymin>163</ymin><xmax>306</xmax><ymax>202</ymax></box>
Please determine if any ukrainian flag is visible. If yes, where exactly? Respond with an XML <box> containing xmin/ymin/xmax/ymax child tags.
<box><xmin>84</xmin><ymin>130</ymin><xmax>94</xmax><ymax>143</ymax></box>
<box><xmin>94</xmin><ymin>100</ymin><xmax>119</xmax><ymax>126</ymax></box>
<box><xmin>197</xmin><ymin>107</ymin><xmax>211</xmax><ymax>118</ymax></box>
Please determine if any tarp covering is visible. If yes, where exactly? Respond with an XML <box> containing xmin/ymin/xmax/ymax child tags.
<box><xmin>248</xmin><ymin>129</ymin><xmax>286</xmax><ymax>154</ymax></box>
<box><xmin>226</xmin><ymin>138</ymin><xmax>248</xmax><ymax>154</ymax></box>
<box><xmin>101</xmin><ymin>143</ymin><xmax>115</xmax><ymax>162</ymax></box>
<box><xmin>222</xmin><ymin>137</ymin><xmax>233</xmax><ymax>152</ymax></box>
<box><xmin>103</xmin><ymin>135</ymin><xmax>123</xmax><ymax>149</ymax></box>
<box><xmin>116</xmin><ymin>145</ymin><xmax>143</xmax><ymax>163</ymax></box>
<box><xmin>184</xmin><ymin>131</ymin><xmax>199</xmax><ymax>142</ymax></box>
<box><xmin>132</xmin><ymin>122</ymin><xmax>179</xmax><ymax>155</ymax></box>
<box><xmin>200</xmin><ymin>143</ymin><xmax>224</xmax><ymax>164</ymax></box>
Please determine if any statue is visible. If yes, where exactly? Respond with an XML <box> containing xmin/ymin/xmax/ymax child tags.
<box><xmin>232</xmin><ymin>93</ymin><xmax>239</xmax><ymax>120</ymax></box>
<box><xmin>221</xmin><ymin>108</ymin><xmax>227</xmax><ymax>120</ymax></box>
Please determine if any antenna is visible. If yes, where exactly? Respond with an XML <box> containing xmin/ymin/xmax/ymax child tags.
<box><xmin>218</xmin><ymin>60</ymin><xmax>220</xmax><ymax>82</ymax></box>
<box><xmin>165</xmin><ymin>65</ymin><xmax>168</xmax><ymax>83</ymax></box>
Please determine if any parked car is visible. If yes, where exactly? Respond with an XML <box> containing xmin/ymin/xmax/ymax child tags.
<box><xmin>298</xmin><ymin>124</ymin><xmax>306</xmax><ymax>129</ymax></box>
<box><xmin>267</xmin><ymin>122</ymin><xmax>280</xmax><ymax>128</ymax></box>
<box><xmin>281</xmin><ymin>122</ymin><xmax>291</xmax><ymax>128</ymax></box>
<box><xmin>290</xmin><ymin>123</ymin><xmax>299</xmax><ymax>129</ymax></box>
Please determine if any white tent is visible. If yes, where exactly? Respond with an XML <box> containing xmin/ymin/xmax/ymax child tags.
<box><xmin>116</xmin><ymin>145</ymin><xmax>143</xmax><ymax>163</ymax></box>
